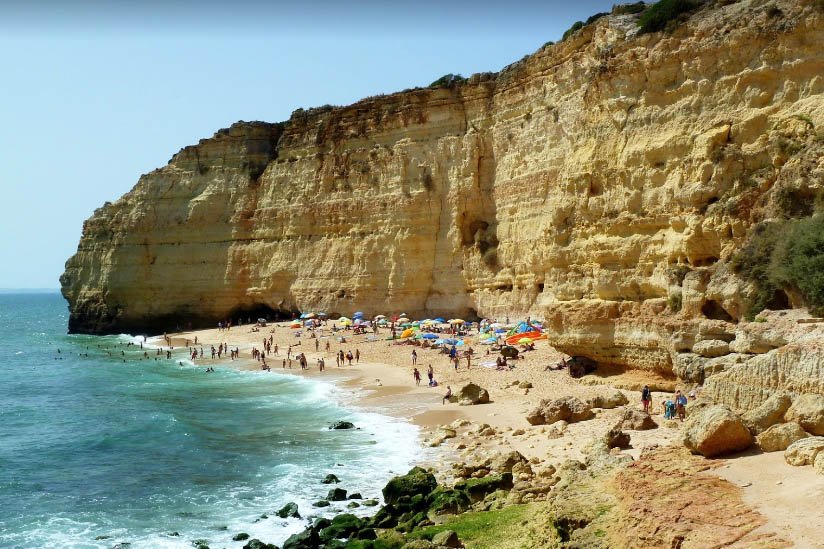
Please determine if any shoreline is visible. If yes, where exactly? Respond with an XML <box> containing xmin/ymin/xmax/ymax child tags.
<box><xmin>153</xmin><ymin>320</ymin><xmax>824</xmax><ymax>547</ymax></box>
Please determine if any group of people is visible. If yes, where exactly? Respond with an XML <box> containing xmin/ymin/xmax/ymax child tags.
<box><xmin>412</xmin><ymin>364</ymin><xmax>438</xmax><ymax>387</ymax></box>
<box><xmin>641</xmin><ymin>385</ymin><xmax>691</xmax><ymax>421</ymax></box>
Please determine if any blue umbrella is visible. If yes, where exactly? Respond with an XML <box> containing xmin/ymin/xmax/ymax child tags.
<box><xmin>443</xmin><ymin>338</ymin><xmax>458</xmax><ymax>345</ymax></box>
<box><xmin>434</xmin><ymin>317</ymin><xmax>446</xmax><ymax>323</ymax></box>
<box><xmin>299</xmin><ymin>313</ymin><xmax>309</xmax><ymax>319</ymax></box>
<box><xmin>353</xmin><ymin>311</ymin><xmax>364</xmax><ymax>318</ymax></box>
<box><xmin>421</xmin><ymin>333</ymin><xmax>438</xmax><ymax>340</ymax></box>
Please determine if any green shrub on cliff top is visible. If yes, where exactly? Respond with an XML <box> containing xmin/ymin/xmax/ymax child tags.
<box><xmin>637</xmin><ymin>0</ymin><xmax>700</xmax><ymax>34</ymax></box>
<box><xmin>429</xmin><ymin>74</ymin><xmax>465</xmax><ymax>89</ymax></box>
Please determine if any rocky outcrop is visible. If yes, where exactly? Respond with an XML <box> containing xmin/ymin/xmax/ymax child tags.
<box><xmin>742</xmin><ymin>393</ymin><xmax>792</xmax><ymax>435</ymax></box>
<box><xmin>785</xmin><ymin>393</ymin><xmax>824</xmax><ymax>435</ymax></box>
<box><xmin>526</xmin><ymin>396</ymin><xmax>594</xmax><ymax>426</ymax></box>
<box><xmin>63</xmin><ymin>0</ymin><xmax>824</xmax><ymax>391</ymax></box>
<box><xmin>756</xmin><ymin>422</ymin><xmax>808</xmax><ymax>452</ymax></box>
<box><xmin>784</xmin><ymin>436</ymin><xmax>824</xmax><ymax>467</ymax></box>
<box><xmin>682</xmin><ymin>404</ymin><xmax>752</xmax><ymax>457</ymax></box>
<box><xmin>614</xmin><ymin>408</ymin><xmax>657</xmax><ymax>431</ymax></box>
<box><xmin>705</xmin><ymin>339</ymin><xmax>824</xmax><ymax>412</ymax></box>
<box><xmin>456</xmin><ymin>383</ymin><xmax>490</xmax><ymax>406</ymax></box>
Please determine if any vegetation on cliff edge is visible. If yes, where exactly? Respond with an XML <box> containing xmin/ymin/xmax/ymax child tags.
<box><xmin>732</xmin><ymin>213</ymin><xmax>824</xmax><ymax>318</ymax></box>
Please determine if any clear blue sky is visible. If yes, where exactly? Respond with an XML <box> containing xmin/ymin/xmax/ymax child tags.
<box><xmin>0</xmin><ymin>0</ymin><xmax>617</xmax><ymax>289</ymax></box>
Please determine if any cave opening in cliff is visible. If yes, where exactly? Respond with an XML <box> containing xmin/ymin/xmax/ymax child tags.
<box><xmin>767</xmin><ymin>289</ymin><xmax>791</xmax><ymax>310</ymax></box>
<box><xmin>227</xmin><ymin>304</ymin><xmax>296</xmax><ymax>323</ymax></box>
<box><xmin>700</xmin><ymin>300</ymin><xmax>734</xmax><ymax>322</ymax></box>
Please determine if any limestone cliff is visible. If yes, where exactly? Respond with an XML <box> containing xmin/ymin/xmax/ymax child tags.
<box><xmin>63</xmin><ymin>0</ymin><xmax>824</xmax><ymax>380</ymax></box>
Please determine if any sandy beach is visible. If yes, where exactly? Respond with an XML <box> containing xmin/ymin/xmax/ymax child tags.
<box><xmin>155</xmin><ymin>319</ymin><xmax>824</xmax><ymax>547</ymax></box>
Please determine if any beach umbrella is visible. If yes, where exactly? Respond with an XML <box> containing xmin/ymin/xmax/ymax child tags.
<box><xmin>490</xmin><ymin>322</ymin><xmax>502</xmax><ymax>328</ymax></box>
<box><xmin>449</xmin><ymin>319</ymin><xmax>465</xmax><ymax>325</ymax></box>
<box><xmin>353</xmin><ymin>312</ymin><xmax>364</xmax><ymax>318</ymax></box>
<box><xmin>399</xmin><ymin>313</ymin><xmax>407</xmax><ymax>317</ymax></box>
<box><xmin>374</xmin><ymin>314</ymin><xmax>387</xmax><ymax>320</ymax></box>
<box><xmin>398</xmin><ymin>317</ymin><xmax>410</xmax><ymax>323</ymax></box>
<box><xmin>422</xmin><ymin>319</ymin><xmax>435</xmax><ymax>326</ymax></box>
<box><xmin>518</xmin><ymin>337</ymin><xmax>533</xmax><ymax>345</ymax></box>
<box><xmin>421</xmin><ymin>333</ymin><xmax>438</xmax><ymax>340</ymax></box>
<box><xmin>299</xmin><ymin>313</ymin><xmax>309</xmax><ymax>319</ymax></box>
<box><xmin>434</xmin><ymin>317</ymin><xmax>446</xmax><ymax>323</ymax></box>
<box><xmin>400</xmin><ymin>328</ymin><xmax>414</xmax><ymax>338</ymax></box>
<box><xmin>317</xmin><ymin>312</ymin><xmax>328</xmax><ymax>317</ymax></box>
<box><xmin>305</xmin><ymin>312</ymin><xmax>316</xmax><ymax>319</ymax></box>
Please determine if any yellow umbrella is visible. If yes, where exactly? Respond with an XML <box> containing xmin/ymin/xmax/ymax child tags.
<box><xmin>449</xmin><ymin>319</ymin><xmax>465</xmax><ymax>324</ymax></box>
<box><xmin>422</xmin><ymin>319</ymin><xmax>435</xmax><ymax>325</ymax></box>
<box><xmin>400</xmin><ymin>328</ymin><xmax>414</xmax><ymax>338</ymax></box>
<box><xmin>518</xmin><ymin>337</ymin><xmax>533</xmax><ymax>344</ymax></box>
<box><xmin>397</xmin><ymin>317</ymin><xmax>410</xmax><ymax>323</ymax></box>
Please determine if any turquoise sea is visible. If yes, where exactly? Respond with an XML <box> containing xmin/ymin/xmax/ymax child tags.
<box><xmin>0</xmin><ymin>293</ymin><xmax>420</xmax><ymax>548</ymax></box>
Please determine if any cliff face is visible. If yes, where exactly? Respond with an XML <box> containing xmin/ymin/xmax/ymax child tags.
<box><xmin>63</xmin><ymin>0</ymin><xmax>824</xmax><ymax>377</ymax></box>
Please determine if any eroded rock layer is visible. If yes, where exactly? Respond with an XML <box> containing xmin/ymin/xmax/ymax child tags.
<box><xmin>63</xmin><ymin>1</ymin><xmax>824</xmax><ymax>378</ymax></box>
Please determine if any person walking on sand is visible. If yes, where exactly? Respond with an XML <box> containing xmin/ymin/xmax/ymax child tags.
<box><xmin>413</xmin><ymin>367</ymin><xmax>421</xmax><ymax>386</ymax></box>
<box><xmin>427</xmin><ymin>365</ymin><xmax>434</xmax><ymax>386</ymax></box>
<box><xmin>411</xmin><ymin>349</ymin><xmax>417</xmax><ymax>365</ymax></box>
<box><xmin>641</xmin><ymin>385</ymin><xmax>652</xmax><ymax>413</ymax></box>
<box><xmin>442</xmin><ymin>385</ymin><xmax>452</xmax><ymax>405</ymax></box>
<box><xmin>355</xmin><ymin>349</ymin><xmax>360</xmax><ymax>363</ymax></box>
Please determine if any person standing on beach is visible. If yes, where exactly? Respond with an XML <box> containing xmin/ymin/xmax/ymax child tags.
<box><xmin>315</xmin><ymin>338</ymin><xmax>319</xmax><ymax>352</ymax></box>
<box><xmin>411</xmin><ymin>349</ymin><xmax>417</xmax><ymax>365</ymax></box>
<box><xmin>676</xmin><ymin>390</ymin><xmax>688</xmax><ymax>421</ymax></box>
<box><xmin>274</xmin><ymin>344</ymin><xmax>278</xmax><ymax>355</ymax></box>
<box><xmin>355</xmin><ymin>349</ymin><xmax>360</xmax><ymax>363</ymax></box>
<box><xmin>427</xmin><ymin>365</ymin><xmax>434</xmax><ymax>386</ymax></box>
<box><xmin>641</xmin><ymin>385</ymin><xmax>652</xmax><ymax>413</ymax></box>
<box><xmin>413</xmin><ymin>368</ymin><xmax>421</xmax><ymax>386</ymax></box>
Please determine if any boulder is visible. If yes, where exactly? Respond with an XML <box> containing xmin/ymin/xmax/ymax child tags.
<box><xmin>283</xmin><ymin>528</ymin><xmax>319</xmax><ymax>549</ymax></box>
<box><xmin>742</xmin><ymin>393</ymin><xmax>792</xmax><ymax>435</ymax></box>
<box><xmin>457</xmin><ymin>383</ymin><xmax>490</xmax><ymax>405</ymax></box>
<box><xmin>682</xmin><ymin>404</ymin><xmax>752</xmax><ymax>457</ymax></box>
<box><xmin>784</xmin><ymin>436</ymin><xmax>824</xmax><ymax>466</ymax></box>
<box><xmin>242</xmin><ymin>540</ymin><xmax>277</xmax><ymax>549</ymax></box>
<box><xmin>329</xmin><ymin>421</ymin><xmax>355</xmax><ymax>430</ymax></box>
<box><xmin>693</xmin><ymin>339</ymin><xmax>730</xmax><ymax>358</ymax></box>
<box><xmin>603</xmin><ymin>428</ymin><xmax>631</xmax><ymax>449</ymax></box>
<box><xmin>587</xmin><ymin>390</ymin><xmax>629</xmax><ymax>409</ymax></box>
<box><xmin>276</xmin><ymin>502</ymin><xmax>300</xmax><ymax>519</ymax></box>
<box><xmin>382</xmin><ymin>467</ymin><xmax>437</xmax><ymax>505</ymax></box>
<box><xmin>526</xmin><ymin>397</ymin><xmax>594</xmax><ymax>426</ymax></box>
<box><xmin>815</xmin><ymin>451</ymin><xmax>824</xmax><ymax>475</ymax></box>
<box><xmin>785</xmin><ymin>394</ymin><xmax>824</xmax><ymax>435</ymax></box>
<box><xmin>312</xmin><ymin>500</ymin><xmax>330</xmax><ymax>508</ymax></box>
<box><xmin>232</xmin><ymin>534</ymin><xmax>250</xmax><ymax>542</ymax></box>
<box><xmin>319</xmin><ymin>513</ymin><xmax>363</xmax><ymax>542</ymax></box>
<box><xmin>756</xmin><ymin>422</ymin><xmax>808</xmax><ymax>452</ymax></box>
<box><xmin>615</xmin><ymin>408</ymin><xmax>658</xmax><ymax>431</ymax></box>
<box><xmin>431</xmin><ymin>530</ymin><xmax>461</xmax><ymax>548</ymax></box>
<box><xmin>518</xmin><ymin>381</ymin><xmax>533</xmax><ymax>389</ymax></box>
<box><xmin>490</xmin><ymin>450</ymin><xmax>528</xmax><ymax>473</ymax></box>
<box><xmin>321</xmin><ymin>474</ymin><xmax>340</xmax><ymax>484</ymax></box>
<box><xmin>326</xmin><ymin>487</ymin><xmax>347</xmax><ymax>501</ymax></box>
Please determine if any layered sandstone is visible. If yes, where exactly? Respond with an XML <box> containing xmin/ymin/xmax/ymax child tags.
<box><xmin>63</xmin><ymin>1</ymin><xmax>824</xmax><ymax>379</ymax></box>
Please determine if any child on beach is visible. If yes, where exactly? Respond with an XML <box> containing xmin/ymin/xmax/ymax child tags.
<box><xmin>641</xmin><ymin>385</ymin><xmax>651</xmax><ymax>413</ymax></box>
<box><xmin>413</xmin><ymin>368</ymin><xmax>421</xmax><ymax>386</ymax></box>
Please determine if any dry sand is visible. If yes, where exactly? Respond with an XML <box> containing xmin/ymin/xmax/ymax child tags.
<box><xmin>155</xmin><ymin>320</ymin><xmax>824</xmax><ymax>546</ymax></box>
